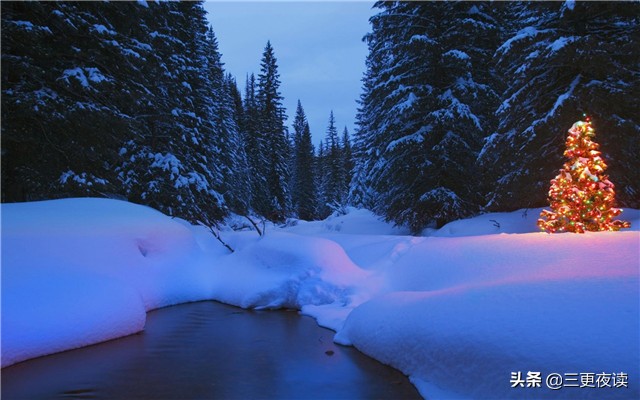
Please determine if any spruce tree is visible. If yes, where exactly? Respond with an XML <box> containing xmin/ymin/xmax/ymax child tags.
<box><xmin>316</xmin><ymin>140</ymin><xmax>327</xmax><ymax>216</ymax></box>
<box><xmin>320</xmin><ymin>111</ymin><xmax>344</xmax><ymax>217</ymax></box>
<box><xmin>352</xmin><ymin>1</ymin><xmax>500</xmax><ymax>232</ymax></box>
<box><xmin>126</xmin><ymin>0</ymin><xmax>225</xmax><ymax>224</ymax></box>
<box><xmin>479</xmin><ymin>1</ymin><xmax>640</xmax><ymax>211</ymax></box>
<box><xmin>538</xmin><ymin>119</ymin><xmax>630</xmax><ymax>233</ymax></box>
<box><xmin>225</xmin><ymin>74</ymin><xmax>252</xmax><ymax>214</ymax></box>
<box><xmin>291</xmin><ymin>100</ymin><xmax>318</xmax><ymax>219</ymax></box>
<box><xmin>290</xmin><ymin>104</ymin><xmax>318</xmax><ymax>220</ymax></box>
<box><xmin>1</xmin><ymin>1</ymin><xmax>228</xmax><ymax>224</ymax></box>
<box><xmin>243</xmin><ymin>73</ymin><xmax>268</xmax><ymax>215</ymax></box>
<box><xmin>341</xmin><ymin>126</ymin><xmax>353</xmax><ymax>205</ymax></box>
<box><xmin>256</xmin><ymin>41</ymin><xmax>290</xmax><ymax>221</ymax></box>
<box><xmin>1</xmin><ymin>1</ymin><xmax>140</xmax><ymax>200</ymax></box>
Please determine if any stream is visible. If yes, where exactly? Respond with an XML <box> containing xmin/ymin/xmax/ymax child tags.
<box><xmin>2</xmin><ymin>300</ymin><xmax>421</xmax><ymax>399</ymax></box>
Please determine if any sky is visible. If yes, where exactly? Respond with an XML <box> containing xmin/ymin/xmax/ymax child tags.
<box><xmin>203</xmin><ymin>1</ymin><xmax>376</xmax><ymax>146</ymax></box>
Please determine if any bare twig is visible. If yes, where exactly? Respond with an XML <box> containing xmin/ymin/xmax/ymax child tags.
<box><xmin>205</xmin><ymin>224</ymin><xmax>234</xmax><ymax>253</ymax></box>
<box><xmin>243</xmin><ymin>215</ymin><xmax>263</xmax><ymax>237</ymax></box>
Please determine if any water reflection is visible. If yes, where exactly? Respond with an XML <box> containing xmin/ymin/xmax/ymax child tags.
<box><xmin>2</xmin><ymin>301</ymin><xmax>420</xmax><ymax>399</ymax></box>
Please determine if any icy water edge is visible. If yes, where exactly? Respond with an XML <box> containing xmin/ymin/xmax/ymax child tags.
<box><xmin>2</xmin><ymin>300</ymin><xmax>421</xmax><ymax>399</ymax></box>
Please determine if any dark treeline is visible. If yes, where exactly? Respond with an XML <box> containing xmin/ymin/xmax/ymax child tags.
<box><xmin>352</xmin><ymin>1</ymin><xmax>639</xmax><ymax>232</ymax></box>
<box><xmin>1</xmin><ymin>1</ymin><xmax>351</xmax><ymax>225</ymax></box>
<box><xmin>2</xmin><ymin>1</ymin><xmax>639</xmax><ymax>232</ymax></box>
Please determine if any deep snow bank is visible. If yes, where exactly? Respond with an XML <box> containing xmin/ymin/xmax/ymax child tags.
<box><xmin>210</xmin><ymin>230</ymin><xmax>372</xmax><ymax>310</ymax></box>
<box><xmin>2</xmin><ymin>199</ymin><xmax>638</xmax><ymax>400</ymax></box>
<box><xmin>286</xmin><ymin>207</ymin><xmax>639</xmax><ymax>398</ymax></box>
<box><xmin>334</xmin><ymin>232</ymin><xmax>639</xmax><ymax>399</ymax></box>
<box><xmin>1</xmin><ymin>198</ymin><xmax>214</xmax><ymax>367</ymax></box>
<box><xmin>1</xmin><ymin>198</ymin><xmax>368</xmax><ymax>367</ymax></box>
<box><xmin>427</xmin><ymin>207</ymin><xmax>640</xmax><ymax>237</ymax></box>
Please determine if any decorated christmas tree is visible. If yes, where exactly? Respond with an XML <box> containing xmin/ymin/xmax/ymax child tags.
<box><xmin>538</xmin><ymin>118</ymin><xmax>630</xmax><ymax>233</ymax></box>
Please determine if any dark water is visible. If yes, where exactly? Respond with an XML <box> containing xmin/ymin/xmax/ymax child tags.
<box><xmin>2</xmin><ymin>301</ymin><xmax>421</xmax><ymax>399</ymax></box>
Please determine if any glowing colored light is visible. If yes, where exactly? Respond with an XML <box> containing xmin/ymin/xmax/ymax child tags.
<box><xmin>538</xmin><ymin>119</ymin><xmax>630</xmax><ymax>233</ymax></box>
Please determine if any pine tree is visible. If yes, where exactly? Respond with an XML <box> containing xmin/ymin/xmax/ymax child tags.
<box><xmin>319</xmin><ymin>111</ymin><xmax>344</xmax><ymax>217</ymax></box>
<box><xmin>1</xmin><ymin>1</ymin><xmax>143</xmax><ymax>200</ymax></box>
<box><xmin>290</xmin><ymin>101</ymin><xmax>318</xmax><ymax>219</ymax></box>
<box><xmin>479</xmin><ymin>1</ymin><xmax>640</xmax><ymax>211</ymax></box>
<box><xmin>291</xmin><ymin>100</ymin><xmax>318</xmax><ymax>221</ymax></box>
<box><xmin>352</xmin><ymin>1</ymin><xmax>500</xmax><ymax>232</ymax></box>
<box><xmin>256</xmin><ymin>41</ymin><xmax>290</xmax><ymax>221</ymax></box>
<box><xmin>1</xmin><ymin>1</ymin><xmax>229</xmax><ymax>224</ymax></box>
<box><xmin>290</xmin><ymin>100</ymin><xmax>305</xmax><ymax>211</ymax></box>
<box><xmin>316</xmin><ymin>139</ymin><xmax>327</xmax><ymax>216</ymax></box>
<box><xmin>341</xmin><ymin>126</ymin><xmax>353</xmax><ymax>205</ymax></box>
<box><xmin>243</xmin><ymin>73</ymin><xmax>268</xmax><ymax>215</ymax></box>
<box><xmin>225</xmin><ymin>74</ymin><xmax>252</xmax><ymax>214</ymax></box>
<box><xmin>126</xmin><ymin>1</ymin><xmax>225</xmax><ymax>224</ymax></box>
<box><xmin>538</xmin><ymin>119</ymin><xmax>630</xmax><ymax>233</ymax></box>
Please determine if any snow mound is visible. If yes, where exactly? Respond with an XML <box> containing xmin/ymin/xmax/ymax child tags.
<box><xmin>211</xmin><ymin>231</ymin><xmax>372</xmax><ymax>311</ymax></box>
<box><xmin>1</xmin><ymin>198</ymin><xmax>214</xmax><ymax>367</ymax></box>
<box><xmin>2</xmin><ymin>265</ymin><xmax>146</xmax><ymax>369</ymax></box>
<box><xmin>285</xmin><ymin>207</ymin><xmax>410</xmax><ymax>236</ymax></box>
<box><xmin>2</xmin><ymin>198</ymin><xmax>638</xmax><ymax>400</ymax></box>
<box><xmin>334</xmin><ymin>231</ymin><xmax>639</xmax><ymax>398</ymax></box>
<box><xmin>426</xmin><ymin>207</ymin><xmax>638</xmax><ymax>237</ymax></box>
<box><xmin>337</xmin><ymin>277</ymin><xmax>638</xmax><ymax>399</ymax></box>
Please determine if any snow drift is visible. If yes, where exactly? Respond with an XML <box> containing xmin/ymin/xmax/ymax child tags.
<box><xmin>2</xmin><ymin>198</ymin><xmax>638</xmax><ymax>399</ymax></box>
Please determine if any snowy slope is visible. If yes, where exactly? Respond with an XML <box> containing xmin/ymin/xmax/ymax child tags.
<box><xmin>0</xmin><ymin>199</ymin><xmax>367</xmax><ymax>367</ymax></box>
<box><xmin>1</xmin><ymin>198</ymin><xmax>215</xmax><ymax>367</ymax></box>
<box><xmin>2</xmin><ymin>199</ymin><xmax>638</xmax><ymax>400</ymax></box>
<box><xmin>333</xmin><ymin>232</ymin><xmax>639</xmax><ymax>399</ymax></box>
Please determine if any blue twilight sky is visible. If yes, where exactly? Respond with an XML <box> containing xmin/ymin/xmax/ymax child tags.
<box><xmin>203</xmin><ymin>1</ymin><xmax>376</xmax><ymax>146</ymax></box>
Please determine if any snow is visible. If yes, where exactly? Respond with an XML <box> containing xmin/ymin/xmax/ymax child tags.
<box><xmin>2</xmin><ymin>198</ymin><xmax>638</xmax><ymax>399</ymax></box>
<box><xmin>565</xmin><ymin>0</ymin><xmax>575</xmax><ymax>11</ymax></box>
<box><xmin>497</xmin><ymin>27</ymin><xmax>548</xmax><ymax>56</ymax></box>
<box><xmin>11</xmin><ymin>20</ymin><xmax>53</xmax><ymax>34</ymax></box>
<box><xmin>150</xmin><ymin>152</ymin><xmax>181</xmax><ymax>176</ymax></box>
<box><xmin>59</xmin><ymin>170</ymin><xmax>107</xmax><ymax>186</ymax></box>
<box><xmin>443</xmin><ymin>49</ymin><xmax>470</xmax><ymax>61</ymax></box>
<box><xmin>549</xmin><ymin>75</ymin><xmax>580</xmax><ymax>117</ymax></box>
<box><xmin>1</xmin><ymin>199</ymin><xmax>212</xmax><ymax>367</ymax></box>
<box><xmin>13</xmin><ymin>20</ymin><xmax>35</xmax><ymax>30</ymax></box>
<box><xmin>424</xmin><ymin>207</ymin><xmax>544</xmax><ymax>237</ymax></box>
<box><xmin>61</xmin><ymin>67</ymin><xmax>110</xmax><ymax>88</ymax></box>
<box><xmin>393</xmin><ymin>91</ymin><xmax>417</xmax><ymax>112</ymax></box>
<box><xmin>92</xmin><ymin>24</ymin><xmax>116</xmax><ymax>36</ymax></box>
<box><xmin>436</xmin><ymin>89</ymin><xmax>482</xmax><ymax>130</ymax></box>
<box><xmin>547</xmin><ymin>36</ymin><xmax>578</xmax><ymax>53</ymax></box>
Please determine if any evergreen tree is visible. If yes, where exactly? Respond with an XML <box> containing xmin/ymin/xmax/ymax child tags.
<box><xmin>1</xmin><ymin>1</ymin><xmax>228</xmax><ymax>224</ymax></box>
<box><xmin>319</xmin><ymin>111</ymin><xmax>344</xmax><ymax>217</ymax></box>
<box><xmin>290</xmin><ymin>100</ymin><xmax>318</xmax><ymax>219</ymax></box>
<box><xmin>123</xmin><ymin>1</ymin><xmax>226</xmax><ymax>224</ymax></box>
<box><xmin>243</xmin><ymin>73</ymin><xmax>268</xmax><ymax>215</ymax></box>
<box><xmin>341</xmin><ymin>126</ymin><xmax>353</xmax><ymax>205</ymax></box>
<box><xmin>225</xmin><ymin>74</ymin><xmax>252</xmax><ymax>214</ymax></box>
<box><xmin>316</xmin><ymin>139</ymin><xmax>327</xmax><ymax>216</ymax></box>
<box><xmin>349</xmin><ymin>73</ymin><xmax>376</xmax><ymax>209</ymax></box>
<box><xmin>352</xmin><ymin>1</ymin><xmax>500</xmax><ymax>232</ymax></box>
<box><xmin>256</xmin><ymin>41</ymin><xmax>290</xmax><ymax>221</ymax></box>
<box><xmin>2</xmin><ymin>1</ymin><xmax>141</xmax><ymax>200</ymax></box>
<box><xmin>479</xmin><ymin>1</ymin><xmax>640</xmax><ymax>211</ymax></box>
<box><xmin>289</xmin><ymin>102</ymin><xmax>318</xmax><ymax>220</ymax></box>
<box><xmin>243</xmin><ymin>74</ymin><xmax>269</xmax><ymax>211</ymax></box>
<box><xmin>538</xmin><ymin>119</ymin><xmax>630</xmax><ymax>233</ymax></box>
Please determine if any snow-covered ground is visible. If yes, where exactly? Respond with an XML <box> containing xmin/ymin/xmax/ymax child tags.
<box><xmin>2</xmin><ymin>198</ymin><xmax>638</xmax><ymax>399</ymax></box>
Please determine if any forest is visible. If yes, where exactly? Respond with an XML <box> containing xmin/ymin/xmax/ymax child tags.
<box><xmin>2</xmin><ymin>1</ymin><xmax>638</xmax><ymax>233</ymax></box>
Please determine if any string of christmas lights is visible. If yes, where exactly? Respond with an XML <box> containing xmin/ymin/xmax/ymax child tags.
<box><xmin>537</xmin><ymin>117</ymin><xmax>631</xmax><ymax>233</ymax></box>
